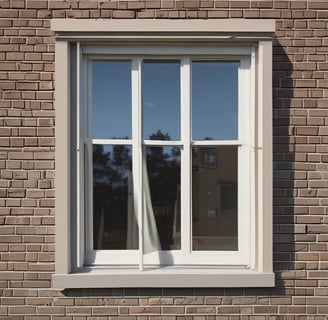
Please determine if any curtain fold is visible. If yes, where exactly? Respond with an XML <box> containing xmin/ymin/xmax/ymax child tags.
<box><xmin>142</xmin><ymin>154</ymin><xmax>161</xmax><ymax>253</ymax></box>
<box><xmin>126</xmin><ymin>156</ymin><xmax>161</xmax><ymax>253</ymax></box>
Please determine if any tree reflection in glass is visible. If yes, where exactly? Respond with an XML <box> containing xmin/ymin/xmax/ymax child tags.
<box><xmin>92</xmin><ymin>131</ymin><xmax>181</xmax><ymax>251</ymax></box>
<box><xmin>92</xmin><ymin>144</ymin><xmax>137</xmax><ymax>250</ymax></box>
<box><xmin>146</xmin><ymin>131</ymin><xmax>181</xmax><ymax>250</ymax></box>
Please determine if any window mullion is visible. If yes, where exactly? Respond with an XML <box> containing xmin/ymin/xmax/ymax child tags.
<box><xmin>132</xmin><ymin>59</ymin><xmax>143</xmax><ymax>270</ymax></box>
<box><xmin>181</xmin><ymin>58</ymin><xmax>191</xmax><ymax>256</ymax></box>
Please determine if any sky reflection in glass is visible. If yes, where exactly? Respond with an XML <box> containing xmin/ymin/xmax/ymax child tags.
<box><xmin>92</xmin><ymin>61</ymin><xmax>132</xmax><ymax>139</ymax></box>
<box><xmin>91</xmin><ymin>60</ymin><xmax>239</xmax><ymax>142</ymax></box>
<box><xmin>142</xmin><ymin>61</ymin><xmax>180</xmax><ymax>141</ymax></box>
<box><xmin>192</xmin><ymin>61</ymin><xmax>238</xmax><ymax>141</ymax></box>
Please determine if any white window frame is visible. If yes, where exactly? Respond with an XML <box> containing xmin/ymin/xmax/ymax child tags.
<box><xmin>82</xmin><ymin>50</ymin><xmax>251</xmax><ymax>268</ymax></box>
<box><xmin>52</xmin><ymin>19</ymin><xmax>275</xmax><ymax>288</ymax></box>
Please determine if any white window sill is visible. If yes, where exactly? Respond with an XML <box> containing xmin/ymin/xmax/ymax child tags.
<box><xmin>52</xmin><ymin>267</ymin><xmax>275</xmax><ymax>289</ymax></box>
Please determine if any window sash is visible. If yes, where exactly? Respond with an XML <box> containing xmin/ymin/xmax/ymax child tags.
<box><xmin>79</xmin><ymin>52</ymin><xmax>253</xmax><ymax>267</ymax></box>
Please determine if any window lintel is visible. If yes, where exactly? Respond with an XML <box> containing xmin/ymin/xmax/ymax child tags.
<box><xmin>51</xmin><ymin>19</ymin><xmax>275</xmax><ymax>42</ymax></box>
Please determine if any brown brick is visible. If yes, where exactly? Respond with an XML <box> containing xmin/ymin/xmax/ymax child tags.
<box><xmin>0</xmin><ymin>9</ymin><xmax>19</xmax><ymax>18</ymax></box>
<box><xmin>319</xmin><ymin>127</ymin><xmax>328</xmax><ymax>135</ymax></box>
<box><xmin>146</xmin><ymin>1</ymin><xmax>161</xmax><ymax>9</ymax></box>
<box><xmin>112</xmin><ymin>10</ymin><xmax>135</xmax><ymax>18</ymax></box>
<box><xmin>162</xmin><ymin>306</ymin><xmax>185</xmax><ymax>314</ymax></box>
<box><xmin>308</xmin><ymin>2</ymin><xmax>328</xmax><ymax>9</ymax></box>
<box><xmin>296</xmin><ymin>127</ymin><xmax>319</xmax><ymax>136</ymax></box>
<box><xmin>127</xmin><ymin>2</ymin><xmax>145</xmax><ymax>9</ymax></box>
<box><xmin>1</xmin><ymin>62</ymin><xmax>17</xmax><ymax>71</ymax></box>
<box><xmin>130</xmin><ymin>307</ymin><xmax>161</xmax><ymax>314</ymax></box>
<box><xmin>138</xmin><ymin>10</ymin><xmax>155</xmax><ymax>18</ymax></box>
<box><xmin>217</xmin><ymin>306</ymin><xmax>242</xmax><ymax>314</ymax></box>
<box><xmin>186</xmin><ymin>306</ymin><xmax>215</xmax><ymax>314</ymax></box>
<box><xmin>254</xmin><ymin>306</ymin><xmax>278</xmax><ymax>314</ymax></box>
<box><xmin>208</xmin><ymin>10</ymin><xmax>228</xmax><ymax>17</ymax></box>
<box><xmin>270</xmin><ymin>297</ymin><xmax>292</xmax><ymax>305</ymax></box>
<box><xmin>92</xmin><ymin>307</ymin><xmax>118</xmax><ymax>315</ymax></box>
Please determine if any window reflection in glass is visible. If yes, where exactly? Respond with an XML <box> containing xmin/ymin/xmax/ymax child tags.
<box><xmin>142</xmin><ymin>61</ymin><xmax>180</xmax><ymax>141</ymax></box>
<box><xmin>92</xmin><ymin>144</ymin><xmax>138</xmax><ymax>250</ymax></box>
<box><xmin>192</xmin><ymin>146</ymin><xmax>238</xmax><ymax>251</ymax></box>
<box><xmin>146</xmin><ymin>146</ymin><xmax>181</xmax><ymax>250</ymax></box>
<box><xmin>192</xmin><ymin>61</ymin><xmax>239</xmax><ymax>141</ymax></box>
<box><xmin>92</xmin><ymin>61</ymin><xmax>132</xmax><ymax>139</ymax></box>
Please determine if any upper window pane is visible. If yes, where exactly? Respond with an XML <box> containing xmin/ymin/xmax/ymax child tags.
<box><xmin>142</xmin><ymin>61</ymin><xmax>180</xmax><ymax>141</ymax></box>
<box><xmin>192</xmin><ymin>61</ymin><xmax>238</xmax><ymax>141</ymax></box>
<box><xmin>92</xmin><ymin>61</ymin><xmax>132</xmax><ymax>139</ymax></box>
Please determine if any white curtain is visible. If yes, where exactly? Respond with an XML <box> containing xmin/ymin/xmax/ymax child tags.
<box><xmin>142</xmin><ymin>156</ymin><xmax>161</xmax><ymax>253</ymax></box>
<box><xmin>126</xmin><ymin>157</ymin><xmax>161</xmax><ymax>253</ymax></box>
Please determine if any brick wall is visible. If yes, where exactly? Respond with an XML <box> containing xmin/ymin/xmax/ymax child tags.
<box><xmin>1</xmin><ymin>0</ymin><xmax>328</xmax><ymax>318</ymax></box>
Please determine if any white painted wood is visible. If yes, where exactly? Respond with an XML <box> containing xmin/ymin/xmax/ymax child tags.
<box><xmin>88</xmin><ymin>250</ymin><xmax>248</xmax><ymax>266</ymax></box>
<box><xmin>92</xmin><ymin>139</ymin><xmax>132</xmax><ymax>145</ymax></box>
<box><xmin>136</xmin><ymin>59</ymin><xmax>144</xmax><ymax>270</ymax></box>
<box><xmin>84</xmin><ymin>56</ymin><xmax>253</xmax><ymax>267</ymax></box>
<box><xmin>258</xmin><ymin>41</ymin><xmax>273</xmax><ymax>273</ymax></box>
<box><xmin>250</xmin><ymin>47</ymin><xmax>257</xmax><ymax>270</ymax></box>
<box><xmin>191</xmin><ymin>140</ymin><xmax>241</xmax><ymax>146</ymax></box>
<box><xmin>82</xmin><ymin>45</ymin><xmax>253</xmax><ymax>56</ymax></box>
<box><xmin>54</xmin><ymin>40</ymin><xmax>71</xmax><ymax>274</ymax></box>
<box><xmin>85</xmin><ymin>60</ymin><xmax>94</xmax><ymax>254</ymax></box>
<box><xmin>76</xmin><ymin>42</ymin><xmax>84</xmax><ymax>268</ymax></box>
<box><xmin>237</xmin><ymin>57</ymin><xmax>251</xmax><ymax>266</ymax></box>
<box><xmin>143</xmin><ymin>140</ymin><xmax>182</xmax><ymax>146</ymax></box>
<box><xmin>77</xmin><ymin>46</ymin><xmax>273</xmax><ymax>271</ymax></box>
<box><xmin>51</xmin><ymin>19</ymin><xmax>276</xmax><ymax>34</ymax></box>
<box><xmin>53</xmin><ymin>268</ymin><xmax>275</xmax><ymax>289</ymax></box>
<box><xmin>181</xmin><ymin>58</ymin><xmax>191</xmax><ymax>256</ymax></box>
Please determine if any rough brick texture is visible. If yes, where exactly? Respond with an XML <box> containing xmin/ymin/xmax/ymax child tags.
<box><xmin>1</xmin><ymin>0</ymin><xmax>328</xmax><ymax>318</ymax></box>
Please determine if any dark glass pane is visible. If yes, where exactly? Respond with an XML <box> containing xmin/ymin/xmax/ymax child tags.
<box><xmin>146</xmin><ymin>146</ymin><xmax>181</xmax><ymax>250</ymax></box>
<box><xmin>192</xmin><ymin>61</ymin><xmax>239</xmax><ymax>141</ymax></box>
<box><xmin>192</xmin><ymin>146</ymin><xmax>238</xmax><ymax>251</ymax></box>
<box><xmin>92</xmin><ymin>61</ymin><xmax>132</xmax><ymax>139</ymax></box>
<box><xmin>142</xmin><ymin>61</ymin><xmax>180</xmax><ymax>141</ymax></box>
<box><xmin>93</xmin><ymin>144</ymin><xmax>138</xmax><ymax>250</ymax></box>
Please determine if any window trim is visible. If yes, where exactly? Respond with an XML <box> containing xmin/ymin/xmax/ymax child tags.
<box><xmin>52</xmin><ymin>19</ymin><xmax>275</xmax><ymax>288</ymax></box>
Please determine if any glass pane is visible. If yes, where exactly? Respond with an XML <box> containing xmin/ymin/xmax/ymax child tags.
<box><xmin>192</xmin><ymin>61</ymin><xmax>239</xmax><ymax>141</ymax></box>
<box><xmin>92</xmin><ymin>61</ymin><xmax>132</xmax><ymax>139</ymax></box>
<box><xmin>146</xmin><ymin>146</ymin><xmax>181</xmax><ymax>250</ymax></box>
<box><xmin>192</xmin><ymin>146</ymin><xmax>238</xmax><ymax>251</ymax></box>
<box><xmin>142</xmin><ymin>61</ymin><xmax>180</xmax><ymax>141</ymax></box>
<box><xmin>93</xmin><ymin>144</ymin><xmax>138</xmax><ymax>250</ymax></box>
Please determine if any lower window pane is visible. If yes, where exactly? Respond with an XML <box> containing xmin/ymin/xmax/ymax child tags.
<box><xmin>92</xmin><ymin>144</ymin><xmax>138</xmax><ymax>250</ymax></box>
<box><xmin>192</xmin><ymin>146</ymin><xmax>238</xmax><ymax>251</ymax></box>
<box><xmin>146</xmin><ymin>146</ymin><xmax>181</xmax><ymax>250</ymax></box>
